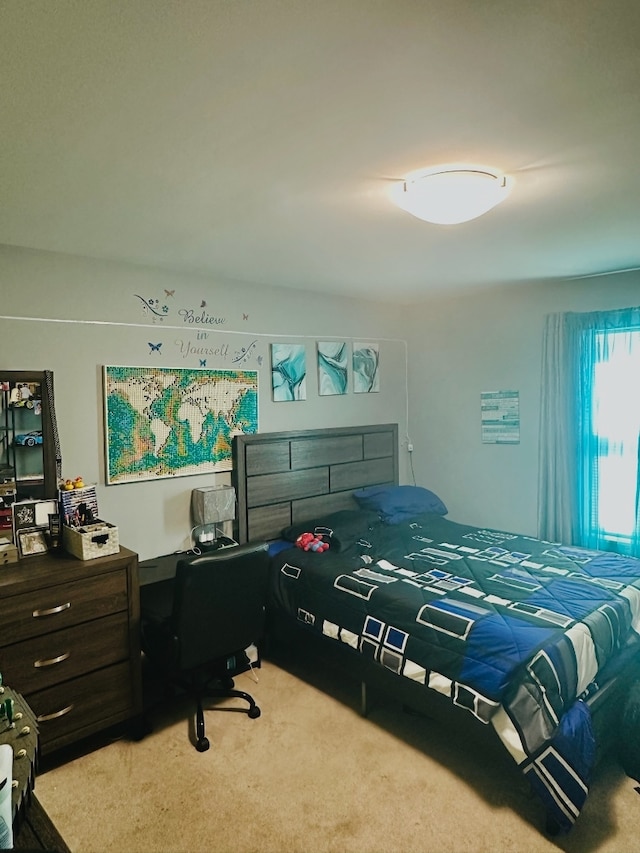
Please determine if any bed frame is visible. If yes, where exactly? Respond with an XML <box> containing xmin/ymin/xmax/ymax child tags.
<box><xmin>232</xmin><ymin>423</ymin><xmax>398</xmax><ymax>544</ymax></box>
<box><xmin>231</xmin><ymin>423</ymin><xmax>637</xmax><ymax>834</ymax></box>
<box><xmin>231</xmin><ymin>421</ymin><xmax>635</xmax><ymax>726</ymax></box>
<box><xmin>232</xmin><ymin>422</ymin><xmax>466</xmax><ymax>718</ymax></box>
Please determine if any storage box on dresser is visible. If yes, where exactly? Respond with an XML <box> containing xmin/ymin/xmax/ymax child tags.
<box><xmin>62</xmin><ymin>521</ymin><xmax>119</xmax><ymax>561</ymax></box>
<box><xmin>0</xmin><ymin>547</ymin><xmax>142</xmax><ymax>755</ymax></box>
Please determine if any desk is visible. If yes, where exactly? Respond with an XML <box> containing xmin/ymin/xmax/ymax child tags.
<box><xmin>139</xmin><ymin>552</ymin><xmax>182</xmax><ymax>587</ymax></box>
<box><xmin>139</xmin><ymin>542</ymin><xmax>239</xmax><ymax>586</ymax></box>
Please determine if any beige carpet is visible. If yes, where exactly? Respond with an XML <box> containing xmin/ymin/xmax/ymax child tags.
<box><xmin>35</xmin><ymin>646</ymin><xmax>640</xmax><ymax>853</ymax></box>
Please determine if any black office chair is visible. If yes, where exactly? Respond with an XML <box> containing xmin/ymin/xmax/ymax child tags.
<box><xmin>140</xmin><ymin>541</ymin><xmax>269</xmax><ymax>752</ymax></box>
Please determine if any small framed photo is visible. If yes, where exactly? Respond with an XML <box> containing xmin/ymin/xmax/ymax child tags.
<box><xmin>17</xmin><ymin>528</ymin><xmax>49</xmax><ymax>558</ymax></box>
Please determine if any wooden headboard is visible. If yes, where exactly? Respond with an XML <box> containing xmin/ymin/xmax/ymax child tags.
<box><xmin>232</xmin><ymin>423</ymin><xmax>398</xmax><ymax>543</ymax></box>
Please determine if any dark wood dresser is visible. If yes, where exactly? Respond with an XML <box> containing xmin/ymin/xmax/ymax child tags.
<box><xmin>0</xmin><ymin>547</ymin><xmax>142</xmax><ymax>756</ymax></box>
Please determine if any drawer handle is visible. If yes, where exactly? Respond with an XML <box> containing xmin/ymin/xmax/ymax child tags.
<box><xmin>34</xmin><ymin>652</ymin><xmax>70</xmax><ymax>668</ymax></box>
<box><xmin>32</xmin><ymin>602</ymin><xmax>71</xmax><ymax>618</ymax></box>
<box><xmin>36</xmin><ymin>704</ymin><xmax>74</xmax><ymax>722</ymax></box>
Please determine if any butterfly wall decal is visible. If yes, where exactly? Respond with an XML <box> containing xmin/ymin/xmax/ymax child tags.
<box><xmin>200</xmin><ymin>359</ymin><xmax>207</xmax><ymax>367</ymax></box>
<box><xmin>201</xmin><ymin>300</ymin><xmax>207</xmax><ymax>308</ymax></box>
<box><xmin>164</xmin><ymin>289</ymin><xmax>175</xmax><ymax>297</ymax></box>
<box><xmin>243</xmin><ymin>313</ymin><xmax>249</xmax><ymax>320</ymax></box>
<box><xmin>148</xmin><ymin>342</ymin><xmax>162</xmax><ymax>353</ymax></box>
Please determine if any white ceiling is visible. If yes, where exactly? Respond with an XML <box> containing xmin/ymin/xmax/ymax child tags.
<box><xmin>2</xmin><ymin>1</ymin><xmax>640</xmax><ymax>303</ymax></box>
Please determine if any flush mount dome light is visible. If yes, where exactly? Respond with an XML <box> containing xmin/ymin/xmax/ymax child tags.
<box><xmin>391</xmin><ymin>165</ymin><xmax>512</xmax><ymax>225</ymax></box>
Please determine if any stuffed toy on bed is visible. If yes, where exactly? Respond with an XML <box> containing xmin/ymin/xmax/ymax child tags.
<box><xmin>295</xmin><ymin>532</ymin><xmax>330</xmax><ymax>552</ymax></box>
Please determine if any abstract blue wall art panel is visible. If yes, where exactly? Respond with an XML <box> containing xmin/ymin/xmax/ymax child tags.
<box><xmin>353</xmin><ymin>342</ymin><xmax>380</xmax><ymax>393</ymax></box>
<box><xmin>271</xmin><ymin>343</ymin><xmax>307</xmax><ymax>401</ymax></box>
<box><xmin>317</xmin><ymin>341</ymin><xmax>349</xmax><ymax>396</ymax></box>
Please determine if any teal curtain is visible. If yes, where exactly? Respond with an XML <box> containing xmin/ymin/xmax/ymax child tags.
<box><xmin>538</xmin><ymin>306</ymin><xmax>640</xmax><ymax>556</ymax></box>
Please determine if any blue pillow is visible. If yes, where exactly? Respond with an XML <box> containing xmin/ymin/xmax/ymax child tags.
<box><xmin>353</xmin><ymin>484</ymin><xmax>448</xmax><ymax>524</ymax></box>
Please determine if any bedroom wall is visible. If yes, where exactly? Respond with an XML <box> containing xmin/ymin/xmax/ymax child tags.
<box><xmin>405</xmin><ymin>270</ymin><xmax>640</xmax><ymax>537</ymax></box>
<box><xmin>0</xmin><ymin>244</ymin><xmax>408</xmax><ymax>560</ymax></box>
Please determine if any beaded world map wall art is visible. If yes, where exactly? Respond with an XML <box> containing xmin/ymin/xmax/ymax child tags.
<box><xmin>103</xmin><ymin>366</ymin><xmax>258</xmax><ymax>484</ymax></box>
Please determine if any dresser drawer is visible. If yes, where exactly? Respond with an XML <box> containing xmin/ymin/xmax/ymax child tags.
<box><xmin>29</xmin><ymin>661</ymin><xmax>134</xmax><ymax>753</ymax></box>
<box><xmin>0</xmin><ymin>570</ymin><xmax>128</xmax><ymax>644</ymax></box>
<box><xmin>0</xmin><ymin>612</ymin><xmax>130</xmax><ymax>695</ymax></box>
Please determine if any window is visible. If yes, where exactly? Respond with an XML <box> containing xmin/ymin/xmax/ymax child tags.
<box><xmin>586</xmin><ymin>328</ymin><xmax>640</xmax><ymax>549</ymax></box>
<box><xmin>538</xmin><ymin>306</ymin><xmax>640</xmax><ymax>556</ymax></box>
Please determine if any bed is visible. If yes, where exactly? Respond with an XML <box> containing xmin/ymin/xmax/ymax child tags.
<box><xmin>232</xmin><ymin>423</ymin><xmax>640</xmax><ymax>834</ymax></box>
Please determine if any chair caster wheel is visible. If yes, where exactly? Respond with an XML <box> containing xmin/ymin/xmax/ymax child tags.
<box><xmin>248</xmin><ymin>705</ymin><xmax>261</xmax><ymax>719</ymax></box>
<box><xmin>196</xmin><ymin>737</ymin><xmax>210</xmax><ymax>752</ymax></box>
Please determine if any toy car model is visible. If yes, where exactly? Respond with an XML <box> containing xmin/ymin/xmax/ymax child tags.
<box><xmin>14</xmin><ymin>431</ymin><xmax>43</xmax><ymax>447</ymax></box>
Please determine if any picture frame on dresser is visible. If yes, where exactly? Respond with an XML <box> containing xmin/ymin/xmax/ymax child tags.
<box><xmin>12</xmin><ymin>499</ymin><xmax>58</xmax><ymax>557</ymax></box>
<box><xmin>16</xmin><ymin>528</ymin><xmax>48</xmax><ymax>557</ymax></box>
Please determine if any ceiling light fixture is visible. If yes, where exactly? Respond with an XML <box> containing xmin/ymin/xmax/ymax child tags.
<box><xmin>391</xmin><ymin>165</ymin><xmax>512</xmax><ymax>225</ymax></box>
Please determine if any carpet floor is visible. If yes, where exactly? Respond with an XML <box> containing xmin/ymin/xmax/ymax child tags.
<box><xmin>34</xmin><ymin>646</ymin><xmax>640</xmax><ymax>853</ymax></box>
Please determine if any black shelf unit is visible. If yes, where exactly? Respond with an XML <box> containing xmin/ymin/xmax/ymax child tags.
<box><xmin>0</xmin><ymin>371</ymin><xmax>57</xmax><ymax>505</ymax></box>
